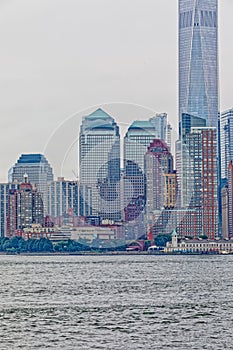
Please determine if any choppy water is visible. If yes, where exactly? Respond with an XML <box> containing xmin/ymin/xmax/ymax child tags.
<box><xmin>0</xmin><ymin>254</ymin><xmax>232</xmax><ymax>349</ymax></box>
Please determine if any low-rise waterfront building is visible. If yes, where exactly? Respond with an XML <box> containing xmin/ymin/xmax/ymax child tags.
<box><xmin>21</xmin><ymin>224</ymin><xmax>56</xmax><ymax>240</ymax></box>
<box><xmin>70</xmin><ymin>226</ymin><xmax>115</xmax><ymax>241</ymax></box>
<box><xmin>166</xmin><ymin>231</ymin><xmax>233</xmax><ymax>254</ymax></box>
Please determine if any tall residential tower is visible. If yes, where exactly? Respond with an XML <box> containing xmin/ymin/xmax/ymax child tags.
<box><xmin>220</xmin><ymin>109</ymin><xmax>233</xmax><ymax>182</ymax></box>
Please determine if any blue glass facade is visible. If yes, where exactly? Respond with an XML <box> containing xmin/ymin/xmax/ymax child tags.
<box><xmin>10</xmin><ymin>154</ymin><xmax>54</xmax><ymax>215</ymax></box>
<box><xmin>79</xmin><ymin>109</ymin><xmax>121</xmax><ymax>221</ymax></box>
<box><xmin>179</xmin><ymin>0</ymin><xmax>219</xmax><ymax>127</ymax></box>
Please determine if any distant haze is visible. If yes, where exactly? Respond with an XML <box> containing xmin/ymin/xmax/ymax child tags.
<box><xmin>0</xmin><ymin>0</ymin><xmax>232</xmax><ymax>181</ymax></box>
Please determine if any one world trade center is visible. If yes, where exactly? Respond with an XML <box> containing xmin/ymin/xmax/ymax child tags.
<box><xmin>179</xmin><ymin>0</ymin><xmax>219</xmax><ymax>127</ymax></box>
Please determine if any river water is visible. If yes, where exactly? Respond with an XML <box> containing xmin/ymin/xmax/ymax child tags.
<box><xmin>0</xmin><ymin>254</ymin><xmax>232</xmax><ymax>349</ymax></box>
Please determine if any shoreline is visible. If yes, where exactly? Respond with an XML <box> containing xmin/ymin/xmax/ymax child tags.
<box><xmin>0</xmin><ymin>251</ymin><xmax>231</xmax><ymax>257</ymax></box>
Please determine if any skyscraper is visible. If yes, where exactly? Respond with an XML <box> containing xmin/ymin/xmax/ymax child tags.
<box><xmin>145</xmin><ymin>139</ymin><xmax>174</xmax><ymax>212</ymax></box>
<box><xmin>123</xmin><ymin>116</ymin><xmax>169</xmax><ymax>216</ymax></box>
<box><xmin>79</xmin><ymin>108</ymin><xmax>121</xmax><ymax>221</ymax></box>
<box><xmin>0</xmin><ymin>183</ymin><xmax>20</xmax><ymax>237</ymax></box>
<box><xmin>176</xmin><ymin>113</ymin><xmax>206</xmax><ymax>207</ymax></box>
<box><xmin>186</xmin><ymin>127</ymin><xmax>219</xmax><ymax>238</ymax></box>
<box><xmin>7</xmin><ymin>175</ymin><xmax>44</xmax><ymax>237</ymax></box>
<box><xmin>179</xmin><ymin>0</ymin><xmax>219</xmax><ymax>127</ymax></box>
<box><xmin>9</xmin><ymin>154</ymin><xmax>54</xmax><ymax>214</ymax></box>
<box><xmin>123</xmin><ymin>120</ymin><xmax>157</xmax><ymax>219</ymax></box>
<box><xmin>221</xmin><ymin>185</ymin><xmax>229</xmax><ymax>240</ymax></box>
<box><xmin>123</xmin><ymin>116</ymin><xmax>170</xmax><ymax>239</ymax></box>
<box><xmin>220</xmin><ymin>109</ymin><xmax>233</xmax><ymax>181</ymax></box>
<box><xmin>228</xmin><ymin>161</ymin><xmax>233</xmax><ymax>238</ymax></box>
<box><xmin>48</xmin><ymin>177</ymin><xmax>79</xmax><ymax>223</ymax></box>
<box><xmin>145</xmin><ymin>139</ymin><xmax>174</xmax><ymax>235</ymax></box>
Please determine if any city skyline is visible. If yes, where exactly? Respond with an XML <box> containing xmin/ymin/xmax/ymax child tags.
<box><xmin>0</xmin><ymin>0</ymin><xmax>232</xmax><ymax>182</ymax></box>
<box><xmin>1</xmin><ymin>3</ymin><xmax>233</xmax><ymax>348</ymax></box>
<box><xmin>0</xmin><ymin>0</ymin><xmax>231</xmax><ymax>239</ymax></box>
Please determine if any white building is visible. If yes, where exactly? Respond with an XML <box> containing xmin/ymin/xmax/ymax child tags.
<box><xmin>166</xmin><ymin>231</ymin><xmax>233</xmax><ymax>254</ymax></box>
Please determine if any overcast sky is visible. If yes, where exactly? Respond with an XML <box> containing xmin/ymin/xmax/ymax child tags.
<box><xmin>0</xmin><ymin>0</ymin><xmax>232</xmax><ymax>181</ymax></box>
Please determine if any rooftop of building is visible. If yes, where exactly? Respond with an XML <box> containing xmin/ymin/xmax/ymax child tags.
<box><xmin>128</xmin><ymin>120</ymin><xmax>154</xmax><ymax>130</ymax></box>
<box><xmin>84</xmin><ymin>108</ymin><xmax>113</xmax><ymax>120</ymax></box>
<box><xmin>221</xmin><ymin>108</ymin><xmax>233</xmax><ymax>115</ymax></box>
<box><xmin>179</xmin><ymin>239</ymin><xmax>233</xmax><ymax>244</ymax></box>
<box><xmin>81</xmin><ymin>108</ymin><xmax>119</xmax><ymax>134</ymax></box>
<box><xmin>147</xmin><ymin>139</ymin><xmax>170</xmax><ymax>153</ymax></box>
<box><xmin>16</xmin><ymin>154</ymin><xmax>49</xmax><ymax>164</ymax></box>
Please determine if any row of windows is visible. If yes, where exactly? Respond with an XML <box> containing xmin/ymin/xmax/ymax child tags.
<box><xmin>200</xmin><ymin>10</ymin><xmax>217</xmax><ymax>28</ymax></box>
<box><xmin>180</xmin><ymin>11</ymin><xmax>217</xmax><ymax>29</ymax></box>
<box><xmin>179</xmin><ymin>11</ymin><xmax>192</xmax><ymax>28</ymax></box>
<box><xmin>183</xmin><ymin>243</ymin><xmax>232</xmax><ymax>248</ymax></box>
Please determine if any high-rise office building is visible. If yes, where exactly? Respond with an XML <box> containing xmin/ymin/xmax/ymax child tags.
<box><xmin>123</xmin><ymin>115</ymin><xmax>170</xmax><ymax>238</ymax></box>
<box><xmin>9</xmin><ymin>154</ymin><xmax>54</xmax><ymax>214</ymax></box>
<box><xmin>123</xmin><ymin>116</ymin><xmax>169</xmax><ymax>216</ymax></box>
<box><xmin>176</xmin><ymin>113</ymin><xmax>206</xmax><ymax>207</ymax></box>
<box><xmin>79</xmin><ymin>108</ymin><xmax>121</xmax><ymax>221</ymax></box>
<box><xmin>145</xmin><ymin>139</ymin><xmax>174</xmax><ymax>213</ymax></box>
<box><xmin>124</xmin><ymin>116</ymin><xmax>169</xmax><ymax>173</ymax></box>
<box><xmin>150</xmin><ymin>113</ymin><xmax>169</xmax><ymax>142</ymax></box>
<box><xmin>48</xmin><ymin>177</ymin><xmax>79</xmax><ymax>223</ymax></box>
<box><xmin>179</xmin><ymin>0</ymin><xmax>219</xmax><ymax>127</ymax></box>
<box><xmin>220</xmin><ymin>109</ymin><xmax>233</xmax><ymax>181</ymax></box>
<box><xmin>123</xmin><ymin>120</ymin><xmax>155</xmax><ymax>220</ymax></box>
<box><xmin>145</xmin><ymin>139</ymin><xmax>174</xmax><ymax>235</ymax></box>
<box><xmin>124</xmin><ymin>121</ymin><xmax>156</xmax><ymax>168</ymax></box>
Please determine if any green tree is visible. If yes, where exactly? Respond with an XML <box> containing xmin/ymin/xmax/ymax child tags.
<box><xmin>199</xmin><ymin>235</ymin><xmax>208</xmax><ymax>240</ymax></box>
<box><xmin>154</xmin><ymin>234</ymin><xmax>172</xmax><ymax>247</ymax></box>
<box><xmin>41</xmin><ymin>238</ymin><xmax>53</xmax><ymax>252</ymax></box>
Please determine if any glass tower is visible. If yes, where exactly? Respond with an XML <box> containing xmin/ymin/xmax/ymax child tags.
<box><xmin>123</xmin><ymin>117</ymin><xmax>169</xmax><ymax>239</ymax></box>
<box><xmin>179</xmin><ymin>0</ymin><xmax>219</xmax><ymax>127</ymax></box>
<box><xmin>9</xmin><ymin>154</ymin><xmax>54</xmax><ymax>214</ymax></box>
<box><xmin>79</xmin><ymin>108</ymin><xmax>121</xmax><ymax>221</ymax></box>
<box><xmin>123</xmin><ymin>119</ymin><xmax>166</xmax><ymax>221</ymax></box>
